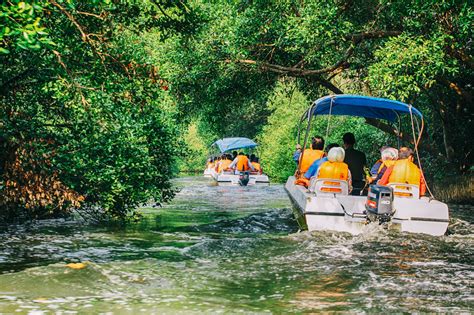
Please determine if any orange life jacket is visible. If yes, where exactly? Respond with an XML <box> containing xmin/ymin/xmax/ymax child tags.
<box><xmin>299</xmin><ymin>149</ymin><xmax>325</xmax><ymax>174</ymax></box>
<box><xmin>317</xmin><ymin>161</ymin><xmax>349</xmax><ymax>180</ymax></box>
<box><xmin>235</xmin><ymin>155</ymin><xmax>250</xmax><ymax>171</ymax></box>
<box><xmin>377</xmin><ymin>160</ymin><xmax>396</xmax><ymax>174</ymax></box>
<box><xmin>388</xmin><ymin>159</ymin><xmax>421</xmax><ymax>185</ymax></box>
<box><xmin>218</xmin><ymin>159</ymin><xmax>232</xmax><ymax>173</ymax></box>
<box><xmin>208</xmin><ymin>162</ymin><xmax>215</xmax><ymax>169</ymax></box>
<box><xmin>251</xmin><ymin>162</ymin><xmax>261</xmax><ymax>172</ymax></box>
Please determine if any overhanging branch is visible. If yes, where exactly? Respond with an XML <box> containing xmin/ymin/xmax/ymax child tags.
<box><xmin>228</xmin><ymin>30</ymin><xmax>401</xmax><ymax>77</ymax></box>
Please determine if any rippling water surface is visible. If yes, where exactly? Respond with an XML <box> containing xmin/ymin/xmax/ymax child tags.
<box><xmin>0</xmin><ymin>176</ymin><xmax>472</xmax><ymax>313</ymax></box>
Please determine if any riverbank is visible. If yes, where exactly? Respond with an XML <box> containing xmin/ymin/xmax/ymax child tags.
<box><xmin>432</xmin><ymin>174</ymin><xmax>474</xmax><ymax>205</ymax></box>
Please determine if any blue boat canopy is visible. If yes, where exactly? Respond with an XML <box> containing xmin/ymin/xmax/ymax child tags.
<box><xmin>311</xmin><ymin>95</ymin><xmax>423</xmax><ymax>122</ymax></box>
<box><xmin>212</xmin><ymin>137</ymin><xmax>258</xmax><ymax>153</ymax></box>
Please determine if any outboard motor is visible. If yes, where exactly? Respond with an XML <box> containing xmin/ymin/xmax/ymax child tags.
<box><xmin>365</xmin><ymin>185</ymin><xmax>394</xmax><ymax>222</ymax></box>
<box><xmin>239</xmin><ymin>171</ymin><xmax>250</xmax><ymax>186</ymax></box>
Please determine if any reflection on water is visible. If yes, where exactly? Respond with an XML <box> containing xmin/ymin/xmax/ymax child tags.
<box><xmin>0</xmin><ymin>176</ymin><xmax>472</xmax><ymax>313</ymax></box>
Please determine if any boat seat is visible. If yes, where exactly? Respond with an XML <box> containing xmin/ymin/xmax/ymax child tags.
<box><xmin>388</xmin><ymin>183</ymin><xmax>420</xmax><ymax>199</ymax></box>
<box><xmin>309</xmin><ymin>178</ymin><xmax>349</xmax><ymax>196</ymax></box>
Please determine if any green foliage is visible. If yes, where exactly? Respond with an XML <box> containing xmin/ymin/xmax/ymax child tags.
<box><xmin>0</xmin><ymin>1</ymin><xmax>52</xmax><ymax>53</ymax></box>
<box><xmin>0</xmin><ymin>0</ymin><xmax>197</xmax><ymax>221</ymax></box>
<box><xmin>257</xmin><ymin>80</ymin><xmax>308</xmax><ymax>182</ymax></box>
<box><xmin>163</xmin><ymin>0</ymin><xmax>472</xmax><ymax>179</ymax></box>
<box><xmin>177</xmin><ymin>122</ymin><xmax>209</xmax><ymax>173</ymax></box>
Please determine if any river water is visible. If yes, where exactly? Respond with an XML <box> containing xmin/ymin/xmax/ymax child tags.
<box><xmin>0</xmin><ymin>176</ymin><xmax>472</xmax><ymax>313</ymax></box>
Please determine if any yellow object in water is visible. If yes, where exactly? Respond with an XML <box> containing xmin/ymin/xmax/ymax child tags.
<box><xmin>66</xmin><ymin>262</ymin><xmax>87</xmax><ymax>270</ymax></box>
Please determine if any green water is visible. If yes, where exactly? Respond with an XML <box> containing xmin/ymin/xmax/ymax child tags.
<box><xmin>0</xmin><ymin>176</ymin><xmax>472</xmax><ymax>313</ymax></box>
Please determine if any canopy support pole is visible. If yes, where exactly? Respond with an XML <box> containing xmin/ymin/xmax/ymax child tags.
<box><xmin>325</xmin><ymin>97</ymin><xmax>334</xmax><ymax>142</ymax></box>
<box><xmin>409</xmin><ymin>105</ymin><xmax>433</xmax><ymax>199</ymax></box>
<box><xmin>296</xmin><ymin>103</ymin><xmax>315</xmax><ymax>177</ymax></box>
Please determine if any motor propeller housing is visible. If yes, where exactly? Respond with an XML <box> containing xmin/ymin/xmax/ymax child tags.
<box><xmin>365</xmin><ymin>184</ymin><xmax>394</xmax><ymax>222</ymax></box>
<box><xmin>239</xmin><ymin>172</ymin><xmax>250</xmax><ymax>186</ymax></box>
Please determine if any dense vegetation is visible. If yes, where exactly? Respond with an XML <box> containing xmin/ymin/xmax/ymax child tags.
<box><xmin>0</xmin><ymin>0</ymin><xmax>198</xmax><ymax>221</ymax></box>
<box><xmin>1</xmin><ymin>0</ymin><xmax>472</xmax><ymax>221</ymax></box>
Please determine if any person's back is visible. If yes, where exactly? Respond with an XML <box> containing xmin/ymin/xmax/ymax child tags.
<box><xmin>379</xmin><ymin>147</ymin><xmax>426</xmax><ymax>196</ymax></box>
<box><xmin>235</xmin><ymin>154</ymin><xmax>250</xmax><ymax>171</ymax></box>
<box><xmin>316</xmin><ymin>147</ymin><xmax>352</xmax><ymax>193</ymax></box>
<box><xmin>249</xmin><ymin>154</ymin><xmax>261</xmax><ymax>173</ymax></box>
<box><xmin>251</xmin><ymin>161</ymin><xmax>261</xmax><ymax>173</ymax></box>
<box><xmin>218</xmin><ymin>158</ymin><xmax>232</xmax><ymax>173</ymax></box>
<box><xmin>342</xmin><ymin>133</ymin><xmax>366</xmax><ymax>194</ymax></box>
<box><xmin>298</xmin><ymin>136</ymin><xmax>325</xmax><ymax>175</ymax></box>
<box><xmin>317</xmin><ymin>160</ymin><xmax>349</xmax><ymax>181</ymax></box>
<box><xmin>209</xmin><ymin>158</ymin><xmax>215</xmax><ymax>169</ymax></box>
<box><xmin>388</xmin><ymin>159</ymin><xmax>421</xmax><ymax>185</ymax></box>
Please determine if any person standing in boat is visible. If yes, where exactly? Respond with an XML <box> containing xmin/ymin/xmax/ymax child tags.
<box><xmin>378</xmin><ymin>147</ymin><xmax>426</xmax><ymax>196</ymax></box>
<box><xmin>316</xmin><ymin>147</ymin><xmax>352</xmax><ymax>193</ymax></box>
<box><xmin>297</xmin><ymin>136</ymin><xmax>325</xmax><ymax>177</ymax></box>
<box><xmin>229</xmin><ymin>152</ymin><xmax>255</xmax><ymax>174</ymax></box>
<box><xmin>342</xmin><ymin>132</ymin><xmax>366</xmax><ymax>195</ymax></box>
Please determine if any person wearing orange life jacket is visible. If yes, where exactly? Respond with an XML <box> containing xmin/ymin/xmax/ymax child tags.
<box><xmin>217</xmin><ymin>154</ymin><xmax>233</xmax><ymax>173</ymax></box>
<box><xmin>369</xmin><ymin>146</ymin><xmax>390</xmax><ymax>178</ymax></box>
<box><xmin>378</xmin><ymin>147</ymin><xmax>426</xmax><ymax>196</ymax></box>
<box><xmin>213</xmin><ymin>155</ymin><xmax>221</xmax><ymax>172</ymax></box>
<box><xmin>229</xmin><ymin>152</ymin><xmax>255</xmax><ymax>173</ymax></box>
<box><xmin>367</xmin><ymin>147</ymin><xmax>398</xmax><ymax>183</ymax></box>
<box><xmin>207</xmin><ymin>157</ymin><xmax>216</xmax><ymax>170</ymax></box>
<box><xmin>316</xmin><ymin>147</ymin><xmax>352</xmax><ymax>193</ymax></box>
<box><xmin>250</xmin><ymin>154</ymin><xmax>262</xmax><ymax>174</ymax></box>
<box><xmin>297</xmin><ymin>136</ymin><xmax>326</xmax><ymax>177</ymax></box>
<box><xmin>375</xmin><ymin>147</ymin><xmax>398</xmax><ymax>178</ymax></box>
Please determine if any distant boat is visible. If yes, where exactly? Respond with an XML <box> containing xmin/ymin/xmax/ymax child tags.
<box><xmin>285</xmin><ymin>95</ymin><xmax>449</xmax><ymax>236</ymax></box>
<box><xmin>205</xmin><ymin>137</ymin><xmax>270</xmax><ymax>186</ymax></box>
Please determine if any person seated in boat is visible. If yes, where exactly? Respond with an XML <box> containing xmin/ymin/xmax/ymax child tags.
<box><xmin>369</xmin><ymin>146</ymin><xmax>390</xmax><ymax>177</ymax></box>
<box><xmin>229</xmin><ymin>152</ymin><xmax>255</xmax><ymax>173</ymax></box>
<box><xmin>378</xmin><ymin>147</ymin><xmax>426</xmax><ymax>196</ymax></box>
<box><xmin>208</xmin><ymin>157</ymin><xmax>216</xmax><ymax>170</ymax></box>
<box><xmin>297</xmin><ymin>136</ymin><xmax>325</xmax><ymax>177</ymax></box>
<box><xmin>213</xmin><ymin>155</ymin><xmax>221</xmax><ymax>172</ymax></box>
<box><xmin>304</xmin><ymin>143</ymin><xmax>340</xmax><ymax>180</ymax></box>
<box><xmin>293</xmin><ymin>144</ymin><xmax>302</xmax><ymax>164</ymax></box>
<box><xmin>250</xmin><ymin>154</ymin><xmax>262</xmax><ymax>174</ymax></box>
<box><xmin>316</xmin><ymin>147</ymin><xmax>352</xmax><ymax>193</ymax></box>
<box><xmin>232</xmin><ymin>151</ymin><xmax>238</xmax><ymax>160</ymax></box>
<box><xmin>342</xmin><ymin>132</ymin><xmax>366</xmax><ymax>195</ymax></box>
<box><xmin>216</xmin><ymin>154</ymin><xmax>233</xmax><ymax>173</ymax></box>
<box><xmin>371</xmin><ymin>147</ymin><xmax>398</xmax><ymax>183</ymax></box>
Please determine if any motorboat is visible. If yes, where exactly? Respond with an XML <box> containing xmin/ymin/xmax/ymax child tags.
<box><xmin>207</xmin><ymin>137</ymin><xmax>270</xmax><ymax>186</ymax></box>
<box><xmin>285</xmin><ymin>95</ymin><xmax>449</xmax><ymax>236</ymax></box>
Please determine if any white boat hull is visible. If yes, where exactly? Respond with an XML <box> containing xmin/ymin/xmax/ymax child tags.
<box><xmin>285</xmin><ymin>176</ymin><xmax>449</xmax><ymax>236</ymax></box>
<box><xmin>211</xmin><ymin>170</ymin><xmax>270</xmax><ymax>186</ymax></box>
<box><xmin>203</xmin><ymin>168</ymin><xmax>213</xmax><ymax>178</ymax></box>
